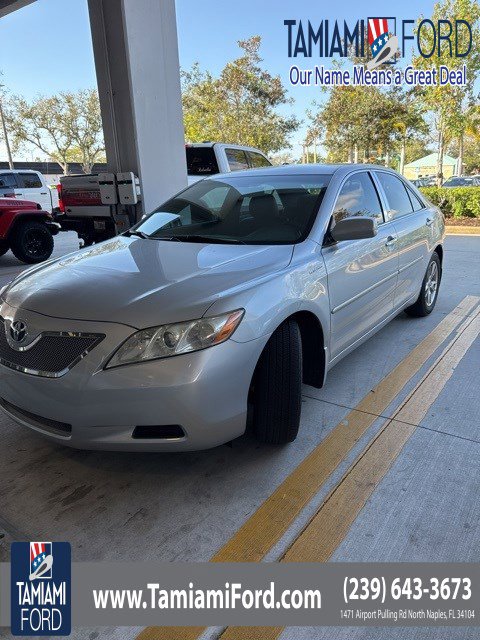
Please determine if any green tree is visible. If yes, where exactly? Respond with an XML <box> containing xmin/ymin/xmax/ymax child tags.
<box><xmin>182</xmin><ymin>36</ymin><xmax>299</xmax><ymax>153</ymax></box>
<box><xmin>389</xmin><ymin>89</ymin><xmax>429</xmax><ymax>175</ymax></box>
<box><xmin>63</xmin><ymin>89</ymin><xmax>105</xmax><ymax>173</ymax></box>
<box><xmin>448</xmin><ymin>104</ymin><xmax>480</xmax><ymax>172</ymax></box>
<box><xmin>413</xmin><ymin>0</ymin><xmax>480</xmax><ymax>183</ymax></box>
<box><xmin>7</xmin><ymin>89</ymin><xmax>105</xmax><ymax>173</ymax></box>
<box><xmin>310</xmin><ymin>86</ymin><xmax>402</xmax><ymax>164</ymax></box>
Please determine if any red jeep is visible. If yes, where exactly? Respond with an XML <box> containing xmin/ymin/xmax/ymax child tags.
<box><xmin>0</xmin><ymin>198</ymin><xmax>59</xmax><ymax>264</ymax></box>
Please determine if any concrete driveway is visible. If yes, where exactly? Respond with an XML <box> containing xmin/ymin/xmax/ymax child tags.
<box><xmin>0</xmin><ymin>232</ymin><xmax>478</xmax><ymax>640</ymax></box>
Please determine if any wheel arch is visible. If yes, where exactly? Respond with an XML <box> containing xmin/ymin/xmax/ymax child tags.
<box><xmin>434</xmin><ymin>244</ymin><xmax>443</xmax><ymax>265</ymax></box>
<box><xmin>6</xmin><ymin>213</ymin><xmax>51</xmax><ymax>239</ymax></box>
<box><xmin>292</xmin><ymin>310</ymin><xmax>326</xmax><ymax>388</ymax></box>
<box><xmin>251</xmin><ymin>310</ymin><xmax>326</xmax><ymax>391</ymax></box>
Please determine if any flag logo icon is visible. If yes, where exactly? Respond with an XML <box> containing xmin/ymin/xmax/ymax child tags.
<box><xmin>29</xmin><ymin>542</ymin><xmax>53</xmax><ymax>581</ymax></box>
<box><xmin>367</xmin><ymin>17</ymin><xmax>399</xmax><ymax>69</ymax></box>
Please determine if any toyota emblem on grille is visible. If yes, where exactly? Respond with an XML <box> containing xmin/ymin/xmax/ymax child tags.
<box><xmin>10</xmin><ymin>320</ymin><xmax>27</xmax><ymax>343</ymax></box>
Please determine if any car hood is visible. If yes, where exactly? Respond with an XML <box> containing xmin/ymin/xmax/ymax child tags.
<box><xmin>5</xmin><ymin>236</ymin><xmax>293</xmax><ymax>328</ymax></box>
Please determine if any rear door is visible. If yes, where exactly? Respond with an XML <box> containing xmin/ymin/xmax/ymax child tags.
<box><xmin>15</xmin><ymin>172</ymin><xmax>52</xmax><ymax>211</ymax></box>
<box><xmin>372</xmin><ymin>171</ymin><xmax>430</xmax><ymax>308</ymax></box>
<box><xmin>322</xmin><ymin>170</ymin><xmax>399</xmax><ymax>360</ymax></box>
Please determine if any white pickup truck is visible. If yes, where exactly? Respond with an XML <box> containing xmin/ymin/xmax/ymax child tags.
<box><xmin>0</xmin><ymin>169</ymin><xmax>59</xmax><ymax>213</ymax></box>
<box><xmin>186</xmin><ymin>143</ymin><xmax>271</xmax><ymax>184</ymax></box>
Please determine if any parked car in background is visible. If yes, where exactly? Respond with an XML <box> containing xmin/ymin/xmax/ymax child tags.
<box><xmin>410</xmin><ymin>176</ymin><xmax>436</xmax><ymax>187</ymax></box>
<box><xmin>186</xmin><ymin>142</ymin><xmax>272</xmax><ymax>184</ymax></box>
<box><xmin>0</xmin><ymin>164</ymin><xmax>444</xmax><ymax>451</ymax></box>
<box><xmin>0</xmin><ymin>170</ymin><xmax>59</xmax><ymax>212</ymax></box>
<box><xmin>442</xmin><ymin>176</ymin><xmax>480</xmax><ymax>187</ymax></box>
<box><xmin>0</xmin><ymin>198</ymin><xmax>59</xmax><ymax>263</ymax></box>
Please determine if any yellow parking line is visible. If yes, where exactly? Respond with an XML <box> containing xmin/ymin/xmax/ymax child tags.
<box><xmin>136</xmin><ymin>296</ymin><xmax>479</xmax><ymax>640</ymax></box>
<box><xmin>220</xmin><ymin>308</ymin><xmax>480</xmax><ymax>640</ymax></box>
<box><xmin>445</xmin><ymin>227</ymin><xmax>480</xmax><ymax>236</ymax></box>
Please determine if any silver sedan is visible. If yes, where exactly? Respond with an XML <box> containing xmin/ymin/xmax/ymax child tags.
<box><xmin>0</xmin><ymin>164</ymin><xmax>444</xmax><ymax>450</ymax></box>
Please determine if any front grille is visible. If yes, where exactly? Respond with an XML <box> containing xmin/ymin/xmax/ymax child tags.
<box><xmin>0</xmin><ymin>398</ymin><xmax>72</xmax><ymax>437</ymax></box>
<box><xmin>0</xmin><ymin>318</ymin><xmax>104</xmax><ymax>377</ymax></box>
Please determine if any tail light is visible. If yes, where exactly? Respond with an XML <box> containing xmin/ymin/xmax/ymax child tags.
<box><xmin>57</xmin><ymin>183</ymin><xmax>64</xmax><ymax>212</ymax></box>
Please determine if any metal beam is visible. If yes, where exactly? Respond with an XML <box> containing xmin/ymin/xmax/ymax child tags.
<box><xmin>0</xmin><ymin>0</ymin><xmax>35</xmax><ymax>18</ymax></box>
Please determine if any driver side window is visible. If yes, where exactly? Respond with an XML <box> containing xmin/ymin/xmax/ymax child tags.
<box><xmin>333</xmin><ymin>172</ymin><xmax>383</xmax><ymax>224</ymax></box>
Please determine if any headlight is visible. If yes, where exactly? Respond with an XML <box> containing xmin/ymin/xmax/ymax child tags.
<box><xmin>105</xmin><ymin>309</ymin><xmax>244</xmax><ymax>369</ymax></box>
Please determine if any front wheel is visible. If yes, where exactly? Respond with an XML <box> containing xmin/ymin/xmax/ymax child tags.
<box><xmin>10</xmin><ymin>221</ymin><xmax>54</xmax><ymax>264</ymax></box>
<box><xmin>0</xmin><ymin>241</ymin><xmax>9</xmax><ymax>257</ymax></box>
<box><xmin>405</xmin><ymin>253</ymin><xmax>441</xmax><ymax>317</ymax></box>
<box><xmin>251</xmin><ymin>319</ymin><xmax>302</xmax><ymax>444</ymax></box>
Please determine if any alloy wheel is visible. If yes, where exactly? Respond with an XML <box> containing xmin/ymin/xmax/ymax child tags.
<box><xmin>425</xmin><ymin>260</ymin><xmax>438</xmax><ymax>307</ymax></box>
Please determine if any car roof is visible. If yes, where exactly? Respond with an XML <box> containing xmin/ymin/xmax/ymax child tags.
<box><xmin>0</xmin><ymin>169</ymin><xmax>38</xmax><ymax>174</ymax></box>
<box><xmin>207</xmin><ymin>163</ymin><xmax>400</xmax><ymax>181</ymax></box>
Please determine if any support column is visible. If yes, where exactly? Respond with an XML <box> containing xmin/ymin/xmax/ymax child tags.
<box><xmin>88</xmin><ymin>0</ymin><xmax>187</xmax><ymax>214</ymax></box>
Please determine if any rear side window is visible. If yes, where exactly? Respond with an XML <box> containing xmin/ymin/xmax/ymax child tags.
<box><xmin>247</xmin><ymin>151</ymin><xmax>271</xmax><ymax>168</ymax></box>
<box><xmin>186</xmin><ymin>147</ymin><xmax>219</xmax><ymax>176</ymax></box>
<box><xmin>406</xmin><ymin>187</ymin><xmax>425</xmax><ymax>212</ymax></box>
<box><xmin>18</xmin><ymin>173</ymin><xmax>43</xmax><ymax>188</ymax></box>
<box><xmin>225</xmin><ymin>148</ymin><xmax>249</xmax><ymax>171</ymax></box>
<box><xmin>0</xmin><ymin>173</ymin><xmax>17</xmax><ymax>188</ymax></box>
<box><xmin>375</xmin><ymin>172</ymin><xmax>413</xmax><ymax>218</ymax></box>
<box><xmin>333</xmin><ymin>172</ymin><xmax>383</xmax><ymax>224</ymax></box>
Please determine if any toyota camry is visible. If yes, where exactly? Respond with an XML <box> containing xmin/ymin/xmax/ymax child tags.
<box><xmin>0</xmin><ymin>164</ymin><xmax>444</xmax><ymax>450</ymax></box>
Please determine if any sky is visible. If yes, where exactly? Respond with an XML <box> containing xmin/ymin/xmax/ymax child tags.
<box><xmin>0</xmin><ymin>0</ymin><xmax>444</xmax><ymax>161</ymax></box>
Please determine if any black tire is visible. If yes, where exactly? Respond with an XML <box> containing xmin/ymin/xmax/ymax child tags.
<box><xmin>10</xmin><ymin>221</ymin><xmax>54</xmax><ymax>264</ymax></box>
<box><xmin>252</xmin><ymin>319</ymin><xmax>302</xmax><ymax>444</ymax></box>
<box><xmin>405</xmin><ymin>253</ymin><xmax>441</xmax><ymax>318</ymax></box>
<box><xmin>0</xmin><ymin>241</ymin><xmax>9</xmax><ymax>257</ymax></box>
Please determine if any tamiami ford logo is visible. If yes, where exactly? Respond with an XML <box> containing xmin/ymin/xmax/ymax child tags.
<box><xmin>285</xmin><ymin>15</ymin><xmax>472</xmax><ymax>87</ymax></box>
<box><xmin>10</xmin><ymin>542</ymin><xmax>71</xmax><ymax>636</ymax></box>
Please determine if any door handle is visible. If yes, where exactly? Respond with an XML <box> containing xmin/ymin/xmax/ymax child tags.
<box><xmin>426</xmin><ymin>217</ymin><xmax>434</xmax><ymax>226</ymax></box>
<box><xmin>385</xmin><ymin>236</ymin><xmax>397</xmax><ymax>247</ymax></box>
<box><xmin>40</xmin><ymin>191</ymin><xmax>47</xmax><ymax>195</ymax></box>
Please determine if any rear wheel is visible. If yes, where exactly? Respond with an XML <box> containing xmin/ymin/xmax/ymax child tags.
<box><xmin>251</xmin><ymin>319</ymin><xmax>302</xmax><ymax>444</ymax></box>
<box><xmin>405</xmin><ymin>253</ymin><xmax>441</xmax><ymax>317</ymax></box>
<box><xmin>10</xmin><ymin>221</ymin><xmax>54</xmax><ymax>264</ymax></box>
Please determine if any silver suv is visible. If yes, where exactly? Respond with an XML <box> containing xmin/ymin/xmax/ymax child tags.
<box><xmin>0</xmin><ymin>164</ymin><xmax>444</xmax><ymax>451</ymax></box>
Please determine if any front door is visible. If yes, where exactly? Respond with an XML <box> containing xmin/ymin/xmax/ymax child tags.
<box><xmin>322</xmin><ymin>171</ymin><xmax>399</xmax><ymax>360</ymax></box>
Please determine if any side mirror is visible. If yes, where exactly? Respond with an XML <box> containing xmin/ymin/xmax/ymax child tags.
<box><xmin>330</xmin><ymin>216</ymin><xmax>378</xmax><ymax>242</ymax></box>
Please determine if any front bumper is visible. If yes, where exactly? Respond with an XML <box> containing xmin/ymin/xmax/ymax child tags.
<box><xmin>0</xmin><ymin>302</ymin><xmax>267</xmax><ymax>451</ymax></box>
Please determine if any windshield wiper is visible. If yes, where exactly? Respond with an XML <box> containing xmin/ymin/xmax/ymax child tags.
<box><xmin>153</xmin><ymin>235</ymin><xmax>246</xmax><ymax>245</ymax></box>
<box><xmin>182</xmin><ymin>235</ymin><xmax>247</xmax><ymax>245</ymax></box>
<box><xmin>125</xmin><ymin>230</ymin><xmax>151</xmax><ymax>239</ymax></box>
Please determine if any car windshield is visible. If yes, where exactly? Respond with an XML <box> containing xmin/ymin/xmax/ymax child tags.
<box><xmin>131</xmin><ymin>174</ymin><xmax>331</xmax><ymax>244</ymax></box>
